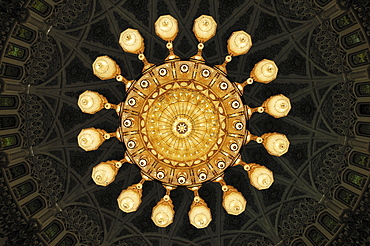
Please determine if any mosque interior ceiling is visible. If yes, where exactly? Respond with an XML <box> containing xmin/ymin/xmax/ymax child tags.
<box><xmin>0</xmin><ymin>0</ymin><xmax>370</xmax><ymax>245</ymax></box>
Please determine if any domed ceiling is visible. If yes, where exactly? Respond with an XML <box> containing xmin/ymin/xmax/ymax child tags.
<box><xmin>0</xmin><ymin>0</ymin><xmax>370</xmax><ymax>245</ymax></box>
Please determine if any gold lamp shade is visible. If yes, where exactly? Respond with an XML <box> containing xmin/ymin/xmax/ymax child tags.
<box><xmin>155</xmin><ymin>15</ymin><xmax>178</xmax><ymax>41</ymax></box>
<box><xmin>117</xmin><ymin>185</ymin><xmax>142</xmax><ymax>213</ymax></box>
<box><xmin>250</xmin><ymin>59</ymin><xmax>278</xmax><ymax>83</ymax></box>
<box><xmin>227</xmin><ymin>31</ymin><xmax>252</xmax><ymax>56</ymax></box>
<box><xmin>247</xmin><ymin>164</ymin><xmax>274</xmax><ymax>190</ymax></box>
<box><xmin>193</xmin><ymin>15</ymin><xmax>217</xmax><ymax>43</ymax></box>
<box><xmin>92</xmin><ymin>56</ymin><xmax>121</xmax><ymax>80</ymax></box>
<box><xmin>188</xmin><ymin>198</ymin><xmax>212</xmax><ymax>229</ymax></box>
<box><xmin>263</xmin><ymin>94</ymin><xmax>291</xmax><ymax>118</ymax></box>
<box><xmin>77</xmin><ymin>128</ymin><xmax>107</xmax><ymax>151</ymax></box>
<box><xmin>91</xmin><ymin>161</ymin><xmax>119</xmax><ymax>186</ymax></box>
<box><xmin>261</xmin><ymin>132</ymin><xmax>290</xmax><ymax>156</ymax></box>
<box><xmin>119</xmin><ymin>28</ymin><xmax>144</xmax><ymax>54</ymax></box>
<box><xmin>222</xmin><ymin>187</ymin><xmax>246</xmax><ymax>215</ymax></box>
<box><xmin>78</xmin><ymin>90</ymin><xmax>107</xmax><ymax>114</ymax></box>
<box><xmin>151</xmin><ymin>196</ymin><xmax>175</xmax><ymax>227</ymax></box>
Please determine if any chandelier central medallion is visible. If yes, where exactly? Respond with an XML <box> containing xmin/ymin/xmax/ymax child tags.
<box><xmin>124</xmin><ymin>61</ymin><xmax>245</xmax><ymax>182</ymax></box>
<box><xmin>77</xmin><ymin>15</ymin><xmax>291</xmax><ymax>229</ymax></box>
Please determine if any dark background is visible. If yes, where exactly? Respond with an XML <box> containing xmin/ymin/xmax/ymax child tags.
<box><xmin>0</xmin><ymin>0</ymin><xmax>370</xmax><ymax>245</ymax></box>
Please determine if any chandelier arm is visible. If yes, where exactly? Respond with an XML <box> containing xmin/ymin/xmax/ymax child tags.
<box><xmin>152</xmin><ymin>186</ymin><xmax>175</xmax><ymax>227</ymax></box>
<box><xmin>165</xmin><ymin>41</ymin><xmax>179</xmax><ymax>61</ymax></box>
<box><xmin>245</xmin><ymin>105</ymin><xmax>265</xmax><ymax>118</ymax></box>
<box><xmin>116</xmin><ymin>74</ymin><xmax>133</xmax><ymax>89</ymax></box>
<box><xmin>213</xmin><ymin>176</ymin><xmax>227</xmax><ymax>190</ymax></box>
<box><xmin>215</xmin><ymin>55</ymin><xmax>232</xmax><ymax>74</ymax></box>
<box><xmin>190</xmin><ymin>43</ymin><xmax>205</xmax><ymax>62</ymax></box>
<box><xmin>138</xmin><ymin>53</ymin><xmax>154</xmax><ymax>72</ymax></box>
<box><xmin>234</xmin><ymin>78</ymin><xmax>254</xmax><ymax>94</ymax></box>
<box><xmin>123</xmin><ymin>152</ymin><xmax>133</xmax><ymax>164</ymax></box>
<box><xmin>188</xmin><ymin>186</ymin><xmax>212</xmax><ymax>229</ymax></box>
<box><xmin>104</xmin><ymin>102</ymin><xmax>117</xmax><ymax>110</ymax></box>
<box><xmin>244</xmin><ymin>131</ymin><xmax>263</xmax><ymax>145</ymax></box>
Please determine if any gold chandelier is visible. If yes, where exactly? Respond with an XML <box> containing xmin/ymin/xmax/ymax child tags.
<box><xmin>77</xmin><ymin>15</ymin><xmax>291</xmax><ymax>229</ymax></box>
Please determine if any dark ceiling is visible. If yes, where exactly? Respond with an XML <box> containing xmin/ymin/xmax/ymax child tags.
<box><xmin>1</xmin><ymin>0</ymin><xmax>370</xmax><ymax>245</ymax></box>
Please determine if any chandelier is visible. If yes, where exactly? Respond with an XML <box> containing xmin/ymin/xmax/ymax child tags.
<box><xmin>77</xmin><ymin>15</ymin><xmax>291</xmax><ymax>229</ymax></box>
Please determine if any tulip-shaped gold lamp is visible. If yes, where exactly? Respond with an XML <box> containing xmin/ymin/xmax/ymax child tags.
<box><xmin>77</xmin><ymin>128</ymin><xmax>107</xmax><ymax>151</ymax></box>
<box><xmin>227</xmin><ymin>31</ymin><xmax>253</xmax><ymax>56</ymax></box>
<box><xmin>78</xmin><ymin>90</ymin><xmax>120</xmax><ymax>114</ymax></box>
<box><xmin>241</xmin><ymin>162</ymin><xmax>274</xmax><ymax>190</ymax></box>
<box><xmin>222</xmin><ymin>187</ymin><xmax>246</xmax><ymax>215</ymax></box>
<box><xmin>191</xmin><ymin>15</ymin><xmax>217</xmax><ymax>62</ymax></box>
<box><xmin>117</xmin><ymin>174</ymin><xmax>150</xmax><ymax>213</ymax></box>
<box><xmin>92</xmin><ymin>56</ymin><xmax>132</xmax><ymax>87</ymax></box>
<box><xmin>188</xmin><ymin>197</ymin><xmax>212</xmax><ymax>229</ymax></box>
<box><xmin>261</xmin><ymin>132</ymin><xmax>290</xmax><ymax>156</ymax></box>
<box><xmin>246</xmin><ymin>94</ymin><xmax>291</xmax><ymax>118</ymax></box>
<box><xmin>155</xmin><ymin>15</ymin><xmax>179</xmax><ymax>61</ymax></box>
<box><xmin>237</xmin><ymin>59</ymin><xmax>279</xmax><ymax>93</ymax></box>
<box><xmin>263</xmin><ymin>94</ymin><xmax>291</xmax><ymax>118</ymax></box>
<box><xmin>250</xmin><ymin>59</ymin><xmax>278</xmax><ymax>83</ymax></box>
<box><xmin>214</xmin><ymin>177</ymin><xmax>246</xmax><ymax>215</ymax></box>
<box><xmin>77</xmin><ymin>127</ymin><xmax>121</xmax><ymax>151</ymax></box>
<box><xmin>244</xmin><ymin>131</ymin><xmax>290</xmax><ymax>158</ymax></box>
<box><xmin>188</xmin><ymin>187</ymin><xmax>212</xmax><ymax>228</ymax></box>
<box><xmin>216</xmin><ymin>31</ymin><xmax>252</xmax><ymax>74</ymax></box>
<box><xmin>92</xmin><ymin>56</ymin><xmax>120</xmax><ymax>80</ymax></box>
<box><xmin>117</xmin><ymin>184</ymin><xmax>142</xmax><ymax>213</ymax></box>
<box><xmin>91</xmin><ymin>160</ymin><xmax>123</xmax><ymax>186</ymax></box>
<box><xmin>119</xmin><ymin>28</ymin><xmax>153</xmax><ymax>71</ymax></box>
<box><xmin>151</xmin><ymin>186</ymin><xmax>175</xmax><ymax>227</ymax></box>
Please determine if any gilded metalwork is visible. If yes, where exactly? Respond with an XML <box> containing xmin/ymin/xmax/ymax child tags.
<box><xmin>77</xmin><ymin>14</ymin><xmax>292</xmax><ymax>229</ymax></box>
